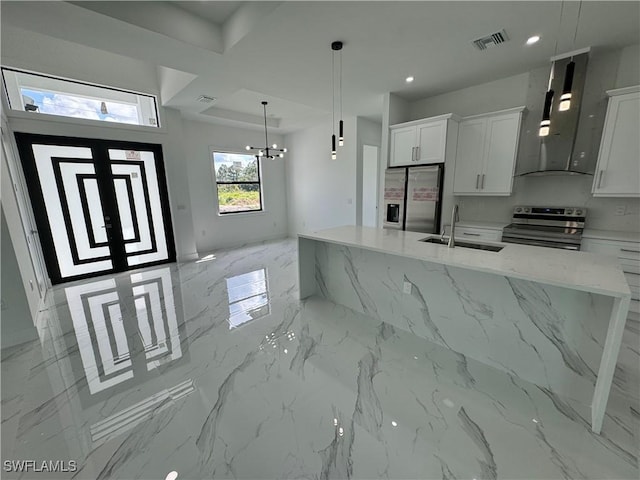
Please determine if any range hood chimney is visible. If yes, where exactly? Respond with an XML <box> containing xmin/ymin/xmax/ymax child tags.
<box><xmin>522</xmin><ymin>49</ymin><xmax>591</xmax><ymax>176</ymax></box>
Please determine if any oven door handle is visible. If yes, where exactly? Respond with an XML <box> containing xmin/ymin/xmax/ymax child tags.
<box><xmin>502</xmin><ymin>236</ymin><xmax>580</xmax><ymax>250</ymax></box>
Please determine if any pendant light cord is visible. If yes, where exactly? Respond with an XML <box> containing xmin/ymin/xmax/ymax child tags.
<box><xmin>339</xmin><ymin>49</ymin><xmax>343</xmax><ymax>121</ymax></box>
<box><xmin>572</xmin><ymin>1</ymin><xmax>582</xmax><ymax>49</ymax></box>
<box><xmin>548</xmin><ymin>1</ymin><xmax>565</xmax><ymax>90</ymax></box>
<box><xmin>263</xmin><ymin>102</ymin><xmax>268</xmax><ymax>149</ymax></box>
<box><xmin>332</xmin><ymin>50</ymin><xmax>335</xmax><ymax>135</ymax></box>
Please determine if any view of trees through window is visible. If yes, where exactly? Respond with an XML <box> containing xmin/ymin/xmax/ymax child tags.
<box><xmin>213</xmin><ymin>152</ymin><xmax>262</xmax><ymax>214</ymax></box>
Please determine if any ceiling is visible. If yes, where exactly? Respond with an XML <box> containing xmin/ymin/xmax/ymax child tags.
<box><xmin>2</xmin><ymin>1</ymin><xmax>639</xmax><ymax>133</ymax></box>
<box><xmin>170</xmin><ymin>1</ymin><xmax>242</xmax><ymax>25</ymax></box>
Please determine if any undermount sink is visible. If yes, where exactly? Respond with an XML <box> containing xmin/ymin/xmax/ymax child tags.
<box><xmin>420</xmin><ymin>237</ymin><xmax>504</xmax><ymax>252</ymax></box>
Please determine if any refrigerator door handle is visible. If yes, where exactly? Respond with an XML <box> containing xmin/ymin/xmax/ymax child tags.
<box><xmin>476</xmin><ymin>174</ymin><xmax>480</xmax><ymax>189</ymax></box>
<box><xmin>481</xmin><ymin>174</ymin><xmax>485</xmax><ymax>189</ymax></box>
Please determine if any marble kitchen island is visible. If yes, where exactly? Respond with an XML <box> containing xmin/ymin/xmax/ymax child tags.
<box><xmin>298</xmin><ymin>226</ymin><xmax>631</xmax><ymax>434</ymax></box>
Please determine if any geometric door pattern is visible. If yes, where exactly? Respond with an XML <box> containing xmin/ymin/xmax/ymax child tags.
<box><xmin>15</xmin><ymin>134</ymin><xmax>175</xmax><ymax>284</ymax></box>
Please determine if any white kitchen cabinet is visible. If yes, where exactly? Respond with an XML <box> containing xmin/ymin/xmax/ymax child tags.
<box><xmin>455</xmin><ymin>226</ymin><xmax>502</xmax><ymax>242</ymax></box>
<box><xmin>443</xmin><ymin>221</ymin><xmax>506</xmax><ymax>241</ymax></box>
<box><xmin>453</xmin><ymin>107</ymin><xmax>524</xmax><ymax>196</ymax></box>
<box><xmin>582</xmin><ymin>236</ymin><xmax>640</xmax><ymax>315</ymax></box>
<box><xmin>592</xmin><ymin>86</ymin><xmax>640</xmax><ymax>197</ymax></box>
<box><xmin>389</xmin><ymin>114</ymin><xmax>459</xmax><ymax>166</ymax></box>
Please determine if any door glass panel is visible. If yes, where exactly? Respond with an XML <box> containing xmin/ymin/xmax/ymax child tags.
<box><xmin>31</xmin><ymin>144</ymin><xmax>113</xmax><ymax>278</ymax></box>
<box><xmin>113</xmin><ymin>178</ymin><xmax>137</xmax><ymax>241</ymax></box>
<box><xmin>83</xmin><ymin>178</ymin><xmax>108</xmax><ymax>244</ymax></box>
<box><xmin>109</xmin><ymin>149</ymin><xmax>169</xmax><ymax>266</ymax></box>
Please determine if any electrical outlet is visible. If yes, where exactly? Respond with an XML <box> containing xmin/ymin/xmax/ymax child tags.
<box><xmin>403</xmin><ymin>281</ymin><xmax>412</xmax><ymax>294</ymax></box>
<box><xmin>615</xmin><ymin>205</ymin><xmax>626</xmax><ymax>216</ymax></box>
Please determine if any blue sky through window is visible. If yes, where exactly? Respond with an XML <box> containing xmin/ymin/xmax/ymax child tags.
<box><xmin>21</xmin><ymin>88</ymin><xmax>139</xmax><ymax>124</ymax></box>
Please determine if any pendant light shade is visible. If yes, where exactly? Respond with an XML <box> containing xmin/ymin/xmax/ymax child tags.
<box><xmin>331</xmin><ymin>134</ymin><xmax>337</xmax><ymax>160</ymax></box>
<box><xmin>539</xmin><ymin>89</ymin><xmax>554</xmax><ymax>137</ymax></box>
<box><xmin>559</xmin><ymin>61</ymin><xmax>575</xmax><ymax>111</ymax></box>
<box><xmin>339</xmin><ymin>120</ymin><xmax>344</xmax><ymax>147</ymax></box>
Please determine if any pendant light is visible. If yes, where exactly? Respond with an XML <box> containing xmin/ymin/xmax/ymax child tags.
<box><xmin>245</xmin><ymin>101</ymin><xmax>287</xmax><ymax>160</ymax></box>
<box><xmin>559</xmin><ymin>1</ymin><xmax>582</xmax><ymax>112</ymax></box>
<box><xmin>330</xmin><ymin>41</ymin><xmax>344</xmax><ymax>160</ymax></box>
<box><xmin>539</xmin><ymin>1</ymin><xmax>564</xmax><ymax>137</ymax></box>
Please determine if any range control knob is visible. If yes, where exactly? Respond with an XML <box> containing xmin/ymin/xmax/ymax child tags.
<box><xmin>515</xmin><ymin>207</ymin><xmax>522</xmax><ymax>213</ymax></box>
<box><xmin>565</xmin><ymin>209</ymin><xmax>573</xmax><ymax>215</ymax></box>
<box><xmin>523</xmin><ymin>208</ymin><xmax>530</xmax><ymax>213</ymax></box>
<box><xmin>575</xmin><ymin>209</ymin><xmax>583</xmax><ymax>215</ymax></box>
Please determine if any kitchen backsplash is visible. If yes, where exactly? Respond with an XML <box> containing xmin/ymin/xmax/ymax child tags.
<box><xmin>456</xmin><ymin>175</ymin><xmax>640</xmax><ymax>232</ymax></box>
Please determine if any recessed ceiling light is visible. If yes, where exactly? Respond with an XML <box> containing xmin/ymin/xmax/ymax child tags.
<box><xmin>526</xmin><ymin>35</ymin><xmax>540</xmax><ymax>45</ymax></box>
<box><xmin>405</xmin><ymin>76</ymin><xmax>414</xmax><ymax>83</ymax></box>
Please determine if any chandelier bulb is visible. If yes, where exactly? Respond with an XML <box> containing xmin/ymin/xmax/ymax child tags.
<box><xmin>279</xmin><ymin>153</ymin><xmax>284</xmax><ymax>158</ymax></box>
<box><xmin>283</xmin><ymin>148</ymin><xmax>288</xmax><ymax>153</ymax></box>
<box><xmin>245</xmin><ymin>145</ymin><xmax>251</xmax><ymax>151</ymax></box>
<box><xmin>272</xmin><ymin>143</ymin><xmax>278</xmax><ymax>149</ymax></box>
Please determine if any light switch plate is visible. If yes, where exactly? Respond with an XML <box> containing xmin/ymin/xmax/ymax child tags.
<box><xmin>403</xmin><ymin>281</ymin><xmax>412</xmax><ymax>294</ymax></box>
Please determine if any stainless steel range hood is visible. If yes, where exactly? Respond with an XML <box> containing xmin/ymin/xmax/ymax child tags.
<box><xmin>520</xmin><ymin>51</ymin><xmax>592</xmax><ymax>176</ymax></box>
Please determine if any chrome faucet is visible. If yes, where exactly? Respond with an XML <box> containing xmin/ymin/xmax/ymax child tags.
<box><xmin>448</xmin><ymin>204</ymin><xmax>459</xmax><ymax>248</ymax></box>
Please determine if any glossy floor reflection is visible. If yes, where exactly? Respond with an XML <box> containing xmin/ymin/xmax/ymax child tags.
<box><xmin>1</xmin><ymin>238</ymin><xmax>638</xmax><ymax>479</ymax></box>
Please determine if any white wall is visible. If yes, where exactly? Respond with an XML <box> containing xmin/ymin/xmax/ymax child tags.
<box><xmin>286</xmin><ymin>117</ymin><xmax>358</xmax><ymax>235</ymax></box>
<box><xmin>1</xmin><ymin>208</ymin><xmax>38</xmax><ymax>349</ymax></box>
<box><xmin>182</xmin><ymin>119</ymin><xmax>288</xmax><ymax>252</ymax></box>
<box><xmin>1</xmin><ymin>141</ymin><xmax>43</xmax><ymax>320</ymax></box>
<box><xmin>409</xmin><ymin>72</ymin><xmax>530</xmax><ymax>120</ymax></box>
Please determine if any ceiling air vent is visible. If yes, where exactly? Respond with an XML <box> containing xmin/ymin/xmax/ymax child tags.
<box><xmin>196</xmin><ymin>95</ymin><xmax>216</xmax><ymax>103</ymax></box>
<box><xmin>472</xmin><ymin>30</ymin><xmax>509</xmax><ymax>51</ymax></box>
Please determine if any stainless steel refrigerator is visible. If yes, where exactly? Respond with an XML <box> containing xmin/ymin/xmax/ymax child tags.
<box><xmin>382</xmin><ymin>165</ymin><xmax>443</xmax><ymax>233</ymax></box>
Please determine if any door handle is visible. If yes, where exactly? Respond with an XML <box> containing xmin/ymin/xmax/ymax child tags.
<box><xmin>476</xmin><ymin>174</ymin><xmax>480</xmax><ymax>189</ymax></box>
<box><xmin>462</xmin><ymin>232</ymin><xmax>481</xmax><ymax>236</ymax></box>
<box><xmin>415</xmin><ymin>146</ymin><xmax>420</xmax><ymax>160</ymax></box>
<box><xmin>481</xmin><ymin>174</ymin><xmax>485</xmax><ymax>189</ymax></box>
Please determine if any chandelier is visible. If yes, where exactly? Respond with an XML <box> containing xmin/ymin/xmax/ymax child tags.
<box><xmin>245</xmin><ymin>101</ymin><xmax>286</xmax><ymax>159</ymax></box>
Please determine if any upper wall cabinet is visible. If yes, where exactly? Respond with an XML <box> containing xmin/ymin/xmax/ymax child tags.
<box><xmin>389</xmin><ymin>114</ymin><xmax>459</xmax><ymax>167</ymax></box>
<box><xmin>592</xmin><ymin>86</ymin><xmax>640</xmax><ymax>197</ymax></box>
<box><xmin>453</xmin><ymin>107</ymin><xmax>524</xmax><ymax>196</ymax></box>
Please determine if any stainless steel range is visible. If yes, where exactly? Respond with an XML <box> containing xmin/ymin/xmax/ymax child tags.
<box><xmin>501</xmin><ymin>206</ymin><xmax>586</xmax><ymax>250</ymax></box>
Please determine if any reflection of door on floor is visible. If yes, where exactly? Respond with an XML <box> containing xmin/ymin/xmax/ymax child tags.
<box><xmin>15</xmin><ymin>133</ymin><xmax>176</xmax><ymax>284</ymax></box>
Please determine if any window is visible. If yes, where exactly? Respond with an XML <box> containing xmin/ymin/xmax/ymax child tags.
<box><xmin>1</xmin><ymin>67</ymin><xmax>159</xmax><ymax>128</ymax></box>
<box><xmin>213</xmin><ymin>151</ymin><xmax>262</xmax><ymax>214</ymax></box>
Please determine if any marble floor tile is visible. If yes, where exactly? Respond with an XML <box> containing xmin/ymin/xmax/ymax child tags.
<box><xmin>1</xmin><ymin>238</ymin><xmax>637</xmax><ymax>479</ymax></box>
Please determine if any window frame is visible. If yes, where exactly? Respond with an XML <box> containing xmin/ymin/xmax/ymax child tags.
<box><xmin>211</xmin><ymin>149</ymin><xmax>264</xmax><ymax>216</ymax></box>
<box><xmin>1</xmin><ymin>66</ymin><xmax>161</xmax><ymax>129</ymax></box>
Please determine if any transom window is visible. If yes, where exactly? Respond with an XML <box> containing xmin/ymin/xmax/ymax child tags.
<box><xmin>1</xmin><ymin>67</ymin><xmax>159</xmax><ymax>128</ymax></box>
<box><xmin>212</xmin><ymin>151</ymin><xmax>262</xmax><ymax>214</ymax></box>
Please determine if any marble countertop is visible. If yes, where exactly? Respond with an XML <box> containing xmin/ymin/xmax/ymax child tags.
<box><xmin>299</xmin><ymin>226</ymin><xmax>631</xmax><ymax>298</ymax></box>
